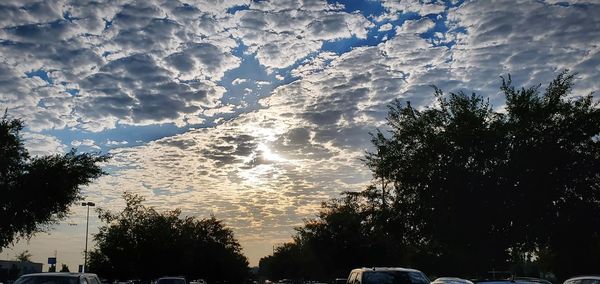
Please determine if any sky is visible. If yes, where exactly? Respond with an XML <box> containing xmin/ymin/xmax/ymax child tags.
<box><xmin>1</xmin><ymin>0</ymin><xmax>600</xmax><ymax>270</ymax></box>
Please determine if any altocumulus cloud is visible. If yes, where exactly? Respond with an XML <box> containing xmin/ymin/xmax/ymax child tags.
<box><xmin>2</xmin><ymin>0</ymin><xmax>600</xmax><ymax>266</ymax></box>
<box><xmin>0</xmin><ymin>0</ymin><xmax>373</xmax><ymax>132</ymax></box>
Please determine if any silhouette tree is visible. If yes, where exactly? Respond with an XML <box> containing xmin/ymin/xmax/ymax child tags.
<box><xmin>15</xmin><ymin>250</ymin><xmax>32</xmax><ymax>262</ymax></box>
<box><xmin>89</xmin><ymin>192</ymin><xmax>249</xmax><ymax>283</ymax></box>
<box><xmin>364</xmin><ymin>71</ymin><xmax>600</xmax><ymax>279</ymax></box>
<box><xmin>259</xmin><ymin>190</ymin><xmax>420</xmax><ymax>281</ymax></box>
<box><xmin>0</xmin><ymin>113</ymin><xmax>108</xmax><ymax>250</ymax></box>
<box><xmin>260</xmin><ymin>72</ymin><xmax>600</xmax><ymax>281</ymax></box>
<box><xmin>60</xmin><ymin>264</ymin><xmax>70</xmax><ymax>272</ymax></box>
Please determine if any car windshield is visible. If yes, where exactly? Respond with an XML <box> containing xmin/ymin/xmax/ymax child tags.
<box><xmin>15</xmin><ymin>276</ymin><xmax>79</xmax><ymax>284</ymax></box>
<box><xmin>362</xmin><ymin>271</ymin><xmax>429</xmax><ymax>284</ymax></box>
<box><xmin>157</xmin><ymin>279</ymin><xmax>185</xmax><ymax>284</ymax></box>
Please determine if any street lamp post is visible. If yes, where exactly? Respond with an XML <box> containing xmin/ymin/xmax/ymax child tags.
<box><xmin>82</xmin><ymin>201</ymin><xmax>95</xmax><ymax>273</ymax></box>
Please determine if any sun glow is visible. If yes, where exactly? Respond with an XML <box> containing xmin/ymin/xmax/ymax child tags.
<box><xmin>238</xmin><ymin>143</ymin><xmax>289</xmax><ymax>185</ymax></box>
<box><xmin>257</xmin><ymin>142</ymin><xmax>285</xmax><ymax>162</ymax></box>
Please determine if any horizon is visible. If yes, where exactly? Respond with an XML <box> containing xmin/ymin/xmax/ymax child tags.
<box><xmin>1</xmin><ymin>0</ymin><xmax>600</xmax><ymax>272</ymax></box>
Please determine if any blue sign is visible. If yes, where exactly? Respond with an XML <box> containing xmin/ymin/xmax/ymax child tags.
<box><xmin>48</xmin><ymin>257</ymin><xmax>56</xmax><ymax>265</ymax></box>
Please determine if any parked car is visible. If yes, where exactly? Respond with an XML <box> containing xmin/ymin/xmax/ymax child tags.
<box><xmin>156</xmin><ymin>278</ymin><xmax>186</xmax><ymax>284</ymax></box>
<box><xmin>14</xmin><ymin>273</ymin><xmax>102</xmax><ymax>284</ymax></box>
<box><xmin>563</xmin><ymin>276</ymin><xmax>600</xmax><ymax>284</ymax></box>
<box><xmin>514</xmin><ymin>278</ymin><xmax>552</xmax><ymax>284</ymax></box>
<box><xmin>474</xmin><ymin>278</ymin><xmax>551</xmax><ymax>284</ymax></box>
<box><xmin>432</xmin><ymin>278</ymin><xmax>474</xmax><ymax>284</ymax></box>
<box><xmin>347</xmin><ymin>267</ymin><xmax>430</xmax><ymax>284</ymax></box>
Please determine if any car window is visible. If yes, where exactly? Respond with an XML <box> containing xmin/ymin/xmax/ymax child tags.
<box><xmin>362</xmin><ymin>271</ymin><xmax>429</xmax><ymax>284</ymax></box>
<box><xmin>87</xmin><ymin>277</ymin><xmax>100</xmax><ymax>284</ymax></box>
<box><xmin>15</xmin><ymin>276</ymin><xmax>80</xmax><ymax>284</ymax></box>
<box><xmin>408</xmin><ymin>272</ymin><xmax>429</xmax><ymax>284</ymax></box>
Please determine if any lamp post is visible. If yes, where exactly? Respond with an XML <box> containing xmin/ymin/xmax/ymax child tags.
<box><xmin>82</xmin><ymin>201</ymin><xmax>95</xmax><ymax>273</ymax></box>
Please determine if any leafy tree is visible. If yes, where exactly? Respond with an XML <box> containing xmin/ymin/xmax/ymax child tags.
<box><xmin>15</xmin><ymin>250</ymin><xmax>32</xmax><ymax>262</ymax></box>
<box><xmin>260</xmin><ymin>190</ymin><xmax>421</xmax><ymax>281</ymax></box>
<box><xmin>89</xmin><ymin>192</ymin><xmax>249</xmax><ymax>283</ymax></box>
<box><xmin>364</xmin><ymin>71</ymin><xmax>600</xmax><ymax>279</ymax></box>
<box><xmin>260</xmin><ymin>72</ymin><xmax>600</xmax><ymax>281</ymax></box>
<box><xmin>0</xmin><ymin>113</ymin><xmax>109</xmax><ymax>249</ymax></box>
<box><xmin>60</xmin><ymin>264</ymin><xmax>70</xmax><ymax>272</ymax></box>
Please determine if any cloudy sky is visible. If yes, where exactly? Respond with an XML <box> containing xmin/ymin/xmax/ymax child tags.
<box><xmin>2</xmin><ymin>0</ymin><xmax>600</xmax><ymax>269</ymax></box>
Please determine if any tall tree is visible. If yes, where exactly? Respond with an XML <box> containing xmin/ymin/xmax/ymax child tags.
<box><xmin>260</xmin><ymin>72</ymin><xmax>600</xmax><ymax>281</ymax></box>
<box><xmin>0</xmin><ymin>113</ymin><xmax>108</xmax><ymax>249</ymax></box>
<box><xmin>89</xmin><ymin>193</ymin><xmax>249</xmax><ymax>283</ymax></box>
<box><xmin>259</xmin><ymin>190</ymin><xmax>420</xmax><ymax>281</ymax></box>
<box><xmin>364</xmin><ymin>71</ymin><xmax>600</xmax><ymax>279</ymax></box>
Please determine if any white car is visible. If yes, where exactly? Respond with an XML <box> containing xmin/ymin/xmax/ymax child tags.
<box><xmin>14</xmin><ymin>273</ymin><xmax>102</xmax><ymax>284</ymax></box>
<box><xmin>432</xmin><ymin>278</ymin><xmax>474</xmax><ymax>284</ymax></box>
<box><xmin>156</xmin><ymin>278</ymin><xmax>186</xmax><ymax>284</ymax></box>
<box><xmin>347</xmin><ymin>267</ymin><xmax>430</xmax><ymax>284</ymax></box>
<box><xmin>564</xmin><ymin>276</ymin><xmax>600</xmax><ymax>284</ymax></box>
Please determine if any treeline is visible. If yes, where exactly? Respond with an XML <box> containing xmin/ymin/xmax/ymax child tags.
<box><xmin>0</xmin><ymin>112</ymin><xmax>249</xmax><ymax>283</ymax></box>
<box><xmin>259</xmin><ymin>72</ymin><xmax>600</xmax><ymax>282</ymax></box>
<box><xmin>89</xmin><ymin>193</ymin><xmax>249</xmax><ymax>283</ymax></box>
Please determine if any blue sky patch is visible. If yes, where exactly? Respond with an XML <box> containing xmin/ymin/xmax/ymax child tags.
<box><xmin>26</xmin><ymin>69</ymin><xmax>53</xmax><ymax>84</ymax></box>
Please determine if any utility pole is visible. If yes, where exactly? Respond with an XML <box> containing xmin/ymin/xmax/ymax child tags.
<box><xmin>82</xmin><ymin>201</ymin><xmax>95</xmax><ymax>273</ymax></box>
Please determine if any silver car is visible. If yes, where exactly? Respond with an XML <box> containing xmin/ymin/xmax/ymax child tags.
<box><xmin>14</xmin><ymin>273</ymin><xmax>102</xmax><ymax>284</ymax></box>
<box><xmin>432</xmin><ymin>278</ymin><xmax>474</xmax><ymax>284</ymax></box>
<box><xmin>564</xmin><ymin>276</ymin><xmax>600</xmax><ymax>284</ymax></box>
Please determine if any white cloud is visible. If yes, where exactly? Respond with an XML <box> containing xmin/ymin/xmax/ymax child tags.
<box><xmin>232</xmin><ymin>78</ymin><xmax>248</xmax><ymax>85</ymax></box>
<box><xmin>381</xmin><ymin>0</ymin><xmax>446</xmax><ymax>16</ymax></box>
<box><xmin>230</xmin><ymin>5</ymin><xmax>373</xmax><ymax>70</ymax></box>
<box><xmin>22</xmin><ymin>132</ymin><xmax>67</xmax><ymax>156</ymax></box>
<box><xmin>0</xmin><ymin>0</ymin><xmax>379</xmax><ymax>132</ymax></box>
<box><xmin>396</xmin><ymin>18</ymin><xmax>435</xmax><ymax>34</ymax></box>
<box><xmin>71</xmin><ymin>139</ymin><xmax>101</xmax><ymax>150</ymax></box>
<box><xmin>3</xmin><ymin>0</ymin><xmax>600</xmax><ymax>268</ymax></box>
<box><xmin>378</xmin><ymin>23</ymin><xmax>393</xmax><ymax>31</ymax></box>
<box><xmin>106</xmin><ymin>140</ymin><xmax>128</xmax><ymax>146</ymax></box>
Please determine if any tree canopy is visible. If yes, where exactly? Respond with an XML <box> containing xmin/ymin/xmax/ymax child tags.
<box><xmin>89</xmin><ymin>192</ymin><xmax>249</xmax><ymax>283</ymax></box>
<box><xmin>15</xmin><ymin>250</ymin><xmax>32</xmax><ymax>262</ymax></box>
<box><xmin>260</xmin><ymin>72</ymin><xmax>600</xmax><ymax>281</ymax></box>
<box><xmin>60</xmin><ymin>264</ymin><xmax>70</xmax><ymax>272</ymax></box>
<box><xmin>0</xmin><ymin>113</ymin><xmax>108</xmax><ymax>249</ymax></box>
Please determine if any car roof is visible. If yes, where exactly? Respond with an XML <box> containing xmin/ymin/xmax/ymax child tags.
<box><xmin>565</xmin><ymin>276</ymin><xmax>600</xmax><ymax>281</ymax></box>
<box><xmin>158</xmin><ymin>277</ymin><xmax>186</xmax><ymax>280</ymax></box>
<box><xmin>514</xmin><ymin>278</ymin><xmax>551</xmax><ymax>283</ymax></box>
<box><xmin>21</xmin><ymin>273</ymin><xmax>98</xmax><ymax>278</ymax></box>
<box><xmin>351</xmin><ymin>267</ymin><xmax>423</xmax><ymax>273</ymax></box>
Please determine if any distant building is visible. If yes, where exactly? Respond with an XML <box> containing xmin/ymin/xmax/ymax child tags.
<box><xmin>0</xmin><ymin>260</ymin><xmax>43</xmax><ymax>282</ymax></box>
